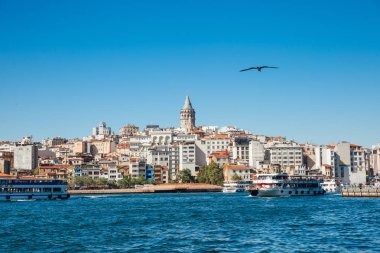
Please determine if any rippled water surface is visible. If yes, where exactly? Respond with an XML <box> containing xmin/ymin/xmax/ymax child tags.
<box><xmin>1</xmin><ymin>193</ymin><xmax>379</xmax><ymax>252</ymax></box>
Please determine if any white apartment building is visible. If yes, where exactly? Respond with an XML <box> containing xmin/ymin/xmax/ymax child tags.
<box><xmin>334</xmin><ymin>142</ymin><xmax>366</xmax><ymax>185</ymax></box>
<box><xmin>129</xmin><ymin>158</ymin><xmax>146</xmax><ymax>179</ymax></box>
<box><xmin>201</xmin><ymin>134</ymin><xmax>231</xmax><ymax>156</ymax></box>
<box><xmin>106</xmin><ymin>165</ymin><xmax>123</xmax><ymax>181</ymax></box>
<box><xmin>179</xmin><ymin>141</ymin><xmax>198</xmax><ymax>176</ymax></box>
<box><xmin>147</xmin><ymin>145</ymin><xmax>178</xmax><ymax>179</ymax></box>
<box><xmin>232</xmin><ymin>137</ymin><xmax>250</xmax><ymax>162</ymax></box>
<box><xmin>248</xmin><ymin>140</ymin><xmax>265</xmax><ymax>168</ymax></box>
<box><xmin>268</xmin><ymin>142</ymin><xmax>303</xmax><ymax>170</ymax></box>
<box><xmin>178</xmin><ymin>141</ymin><xmax>207</xmax><ymax>176</ymax></box>
<box><xmin>314</xmin><ymin>146</ymin><xmax>335</xmax><ymax>178</ymax></box>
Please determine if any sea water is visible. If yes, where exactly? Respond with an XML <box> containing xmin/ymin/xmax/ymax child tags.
<box><xmin>0</xmin><ymin>193</ymin><xmax>379</xmax><ymax>252</ymax></box>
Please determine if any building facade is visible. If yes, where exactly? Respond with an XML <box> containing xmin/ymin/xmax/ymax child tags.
<box><xmin>334</xmin><ymin>142</ymin><xmax>366</xmax><ymax>185</ymax></box>
<box><xmin>13</xmin><ymin>144</ymin><xmax>38</xmax><ymax>170</ymax></box>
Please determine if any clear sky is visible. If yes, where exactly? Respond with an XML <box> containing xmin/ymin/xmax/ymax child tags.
<box><xmin>0</xmin><ymin>0</ymin><xmax>379</xmax><ymax>147</ymax></box>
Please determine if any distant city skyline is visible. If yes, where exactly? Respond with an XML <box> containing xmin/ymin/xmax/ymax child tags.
<box><xmin>1</xmin><ymin>0</ymin><xmax>380</xmax><ymax>147</ymax></box>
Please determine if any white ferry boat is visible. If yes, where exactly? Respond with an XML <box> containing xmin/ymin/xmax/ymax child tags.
<box><xmin>320</xmin><ymin>179</ymin><xmax>341</xmax><ymax>193</ymax></box>
<box><xmin>248</xmin><ymin>173</ymin><xmax>325</xmax><ymax>197</ymax></box>
<box><xmin>223</xmin><ymin>181</ymin><xmax>251</xmax><ymax>193</ymax></box>
<box><xmin>0</xmin><ymin>174</ymin><xmax>70</xmax><ymax>201</ymax></box>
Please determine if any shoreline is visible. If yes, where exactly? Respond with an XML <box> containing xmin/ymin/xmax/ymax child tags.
<box><xmin>68</xmin><ymin>183</ymin><xmax>222</xmax><ymax>195</ymax></box>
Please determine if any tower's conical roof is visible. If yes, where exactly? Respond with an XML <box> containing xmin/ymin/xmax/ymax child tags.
<box><xmin>182</xmin><ymin>96</ymin><xmax>193</xmax><ymax>110</ymax></box>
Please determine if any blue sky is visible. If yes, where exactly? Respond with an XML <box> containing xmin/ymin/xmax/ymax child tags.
<box><xmin>0</xmin><ymin>0</ymin><xmax>379</xmax><ymax>147</ymax></box>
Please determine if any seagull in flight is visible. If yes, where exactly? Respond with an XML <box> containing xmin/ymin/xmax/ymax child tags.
<box><xmin>240</xmin><ymin>66</ymin><xmax>278</xmax><ymax>72</ymax></box>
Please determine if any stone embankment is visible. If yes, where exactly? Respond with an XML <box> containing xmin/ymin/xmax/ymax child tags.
<box><xmin>341</xmin><ymin>187</ymin><xmax>380</xmax><ymax>197</ymax></box>
<box><xmin>69</xmin><ymin>183</ymin><xmax>222</xmax><ymax>195</ymax></box>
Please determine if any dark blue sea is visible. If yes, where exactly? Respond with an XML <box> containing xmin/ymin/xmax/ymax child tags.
<box><xmin>1</xmin><ymin>193</ymin><xmax>379</xmax><ymax>252</ymax></box>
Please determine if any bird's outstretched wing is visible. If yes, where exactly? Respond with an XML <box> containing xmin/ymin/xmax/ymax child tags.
<box><xmin>240</xmin><ymin>67</ymin><xmax>258</xmax><ymax>72</ymax></box>
<box><xmin>261</xmin><ymin>66</ymin><xmax>278</xmax><ymax>69</ymax></box>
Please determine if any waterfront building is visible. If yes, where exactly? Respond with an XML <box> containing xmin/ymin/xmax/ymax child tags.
<box><xmin>153</xmin><ymin>165</ymin><xmax>169</xmax><ymax>183</ymax></box>
<box><xmin>0</xmin><ymin>151</ymin><xmax>13</xmax><ymax>174</ymax></box>
<box><xmin>223</xmin><ymin>164</ymin><xmax>252</xmax><ymax>181</ymax></box>
<box><xmin>147</xmin><ymin>145</ymin><xmax>178</xmax><ymax>179</ymax></box>
<box><xmin>0</xmin><ymin>160</ymin><xmax>11</xmax><ymax>175</ymax></box>
<box><xmin>178</xmin><ymin>141</ymin><xmax>198</xmax><ymax>176</ymax></box>
<box><xmin>267</xmin><ymin>142</ymin><xmax>304</xmax><ymax>172</ymax></box>
<box><xmin>248</xmin><ymin>140</ymin><xmax>265</xmax><ymax>168</ymax></box>
<box><xmin>13</xmin><ymin>144</ymin><xmax>38</xmax><ymax>171</ymax></box>
<box><xmin>129</xmin><ymin>158</ymin><xmax>146</xmax><ymax>179</ymax></box>
<box><xmin>301</xmin><ymin>144</ymin><xmax>317</xmax><ymax>172</ymax></box>
<box><xmin>232</xmin><ymin>137</ymin><xmax>250</xmax><ymax>163</ymax></box>
<box><xmin>364</xmin><ymin>148</ymin><xmax>372</xmax><ymax>176</ymax></box>
<box><xmin>180</xmin><ymin>96</ymin><xmax>195</xmax><ymax>133</ymax></box>
<box><xmin>145</xmin><ymin>164</ymin><xmax>154</xmax><ymax>181</ymax></box>
<box><xmin>372</xmin><ymin>143</ymin><xmax>380</xmax><ymax>176</ymax></box>
<box><xmin>314</xmin><ymin>145</ymin><xmax>335</xmax><ymax>178</ymax></box>
<box><xmin>334</xmin><ymin>142</ymin><xmax>366</xmax><ymax>185</ymax></box>
<box><xmin>38</xmin><ymin>165</ymin><xmax>72</xmax><ymax>179</ymax></box>
<box><xmin>105</xmin><ymin>164</ymin><xmax>122</xmax><ymax>181</ymax></box>
<box><xmin>75</xmin><ymin>164</ymin><xmax>103</xmax><ymax>179</ymax></box>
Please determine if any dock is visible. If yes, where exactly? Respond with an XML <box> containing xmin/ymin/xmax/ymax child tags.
<box><xmin>69</xmin><ymin>183</ymin><xmax>222</xmax><ymax>195</ymax></box>
<box><xmin>341</xmin><ymin>187</ymin><xmax>380</xmax><ymax>197</ymax></box>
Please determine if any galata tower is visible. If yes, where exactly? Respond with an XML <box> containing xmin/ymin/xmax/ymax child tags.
<box><xmin>180</xmin><ymin>96</ymin><xmax>196</xmax><ymax>133</ymax></box>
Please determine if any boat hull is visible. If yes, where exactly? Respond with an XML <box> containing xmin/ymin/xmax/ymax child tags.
<box><xmin>0</xmin><ymin>193</ymin><xmax>70</xmax><ymax>201</ymax></box>
<box><xmin>249</xmin><ymin>187</ymin><xmax>325</xmax><ymax>197</ymax></box>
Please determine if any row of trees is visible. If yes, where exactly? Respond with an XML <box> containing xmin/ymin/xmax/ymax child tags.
<box><xmin>73</xmin><ymin>176</ymin><xmax>156</xmax><ymax>189</ymax></box>
<box><xmin>73</xmin><ymin>162</ymin><xmax>226</xmax><ymax>189</ymax></box>
<box><xmin>177</xmin><ymin>161</ymin><xmax>225</xmax><ymax>186</ymax></box>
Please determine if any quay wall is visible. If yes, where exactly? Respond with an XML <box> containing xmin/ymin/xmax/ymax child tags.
<box><xmin>341</xmin><ymin>187</ymin><xmax>380</xmax><ymax>197</ymax></box>
<box><xmin>69</xmin><ymin>183</ymin><xmax>222</xmax><ymax>195</ymax></box>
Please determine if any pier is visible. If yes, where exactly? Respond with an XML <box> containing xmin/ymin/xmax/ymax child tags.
<box><xmin>341</xmin><ymin>187</ymin><xmax>380</xmax><ymax>197</ymax></box>
<box><xmin>69</xmin><ymin>183</ymin><xmax>222</xmax><ymax>195</ymax></box>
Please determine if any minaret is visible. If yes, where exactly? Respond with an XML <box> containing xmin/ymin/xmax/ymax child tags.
<box><xmin>180</xmin><ymin>96</ymin><xmax>196</xmax><ymax>133</ymax></box>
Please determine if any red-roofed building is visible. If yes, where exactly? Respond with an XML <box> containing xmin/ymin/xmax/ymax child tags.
<box><xmin>39</xmin><ymin>165</ymin><xmax>72</xmax><ymax>179</ymax></box>
<box><xmin>208</xmin><ymin>150</ymin><xmax>229</xmax><ymax>167</ymax></box>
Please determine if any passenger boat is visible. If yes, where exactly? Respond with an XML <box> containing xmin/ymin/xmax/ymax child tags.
<box><xmin>320</xmin><ymin>179</ymin><xmax>341</xmax><ymax>193</ymax></box>
<box><xmin>0</xmin><ymin>174</ymin><xmax>70</xmax><ymax>201</ymax></box>
<box><xmin>248</xmin><ymin>173</ymin><xmax>325</xmax><ymax>197</ymax></box>
<box><xmin>223</xmin><ymin>181</ymin><xmax>251</xmax><ymax>193</ymax></box>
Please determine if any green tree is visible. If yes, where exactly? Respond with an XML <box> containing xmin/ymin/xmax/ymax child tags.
<box><xmin>196</xmin><ymin>161</ymin><xmax>224</xmax><ymax>186</ymax></box>
<box><xmin>177</xmin><ymin>168</ymin><xmax>195</xmax><ymax>183</ymax></box>
<box><xmin>231</xmin><ymin>173</ymin><xmax>242</xmax><ymax>181</ymax></box>
<box><xmin>107</xmin><ymin>179</ymin><xmax>119</xmax><ymax>189</ymax></box>
<box><xmin>132</xmin><ymin>176</ymin><xmax>147</xmax><ymax>186</ymax></box>
<box><xmin>119</xmin><ymin>176</ymin><xmax>132</xmax><ymax>188</ymax></box>
<box><xmin>208</xmin><ymin>162</ymin><xmax>224</xmax><ymax>185</ymax></box>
